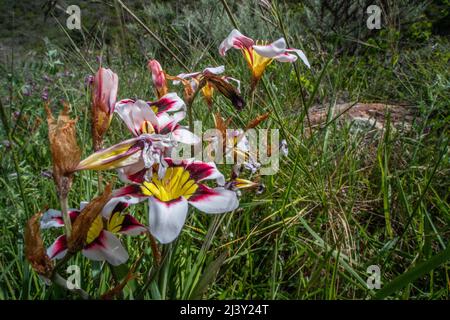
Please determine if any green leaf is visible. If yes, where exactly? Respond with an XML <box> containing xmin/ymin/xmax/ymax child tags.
<box><xmin>189</xmin><ymin>250</ymin><xmax>228</xmax><ymax>299</ymax></box>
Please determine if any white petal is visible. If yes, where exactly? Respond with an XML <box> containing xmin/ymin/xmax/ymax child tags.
<box><xmin>117</xmin><ymin>214</ymin><xmax>147</xmax><ymax>236</ymax></box>
<box><xmin>252</xmin><ymin>37</ymin><xmax>287</xmax><ymax>58</ymax></box>
<box><xmin>203</xmin><ymin>65</ymin><xmax>225</xmax><ymax>75</ymax></box>
<box><xmin>148</xmin><ymin>197</ymin><xmax>188</xmax><ymax>244</ymax></box>
<box><xmin>41</xmin><ymin>209</ymin><xmax>79</xmax><ymax>229</ymax></box>
<box><xmin>173</xmin><ymin>71</ymin><xmax>201</xmax><ymax>82</ymax></box>
<box><xmin>103</xmin><ymin>69</ymin><xmax>119</xmax><ymax>111</ymax></box>
<box><xmin>82</xmin><ymin>230</ymin><xmax>129</xmax><ymax>266</ymax></box>
<box><xmin>188</xmin><ymin>186</ymin><xmax>239</xmax><ymax>214</ymax></box>
<box><xmin>153</xmin><ymin>92</ymin><xmax>186</xmax><ymax>113</ymax></box>
<box><xmin>102</xmin><ymin>186</ymin><xmax>148</xmax><ymax>218</ymax></box>
<box><xmin>116</xmin><ymin>156</ymin><xmax>146</xmax><ymax>184</ymax></box>
<box><xmin>272</xmin><ymin>52</ymin><xmax>297</xmax><ymax>63</ymax></box>
<box><xmin>115</xmin><ymin>99</ymin><xmax>140</xmax><ymax>136</ymax></box>
<box><xmin>219</xmin><ymin>29</ymin><xmax>254</xmax><ymax>56</ymax></box>
<box><xmin>224</xmin><ymin>76</ymin><xmax>241</xmax><ymax>93</ymax></box>
<box><xmin>171</xmin><ymin>128</ymin><xmax>200</xmax><ymax>144</ymax></box>
<box><xmin>41</xmin><ymin>209</ymin><xmax>63</xmax><ymax>229</ymax></box>
<box><xmin>133</xmin><ymin>99</ymin><xmax>158</xmax><ymax>128</ymax></box>
<box><xmin>79</xmin><ymin>202</ymin><xmax>89</xmax><ymax>210</ymax></box>
<box><xmin>285</xmin><ymin>48</ymin><xmax>310</xmax><ymax>68</ymax></box>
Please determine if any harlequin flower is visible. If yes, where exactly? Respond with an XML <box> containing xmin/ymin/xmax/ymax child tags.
<box><xmin>115</xmin><ymin>95</ymin><xmax>198</xmax><ymax>144</ymax></box>
<box><xmin>92</xmin><ymin>67</ymin><xmax>118</xmax><ymax>151</ymax></box>
<box><xmin>148</xmin><ymin>59</ymin><xmax>168</xmax><ymax>98</ymax></box>
<box><xmin>41</xmin><ymin>201</ymin><xmax>146</xmax><ymax>266</ymax></box>
<box><xmin>75</xmin><ymin>134</ymin><xmax>173</xmax><ymax>178</ymax></box>
<box><xmin>219</xmin><ymin>29</ymin><xmax>310</xmax><ymax>89</ymax></box>
<box><xmin>77</xmin><ymin>94</ymin><xmax>187</xmax><ymax>176</ymax></box>
<box><xmin>212</xmin><ymin>112</ymin><xmax>269</xmax><ymax>174</ymax></box>
<box><xmin>169</xmin><ymin>66</ymin><xmax>244</xmax><ymax>109</ymax></box>
<box><xmin>112</xmin><ymin>94</ymin><xmax>199</xmax><ymax>183</ymax></box>
<box><xmin>104</xmin><ymin>159</ymin><xmax>239</xmax><ymax>244</ymax></box>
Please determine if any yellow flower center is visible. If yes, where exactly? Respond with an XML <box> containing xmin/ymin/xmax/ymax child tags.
<box><xmin>151</xmin><ymin>106</ymin><xmax>159</xmax><ymax>114</ymax></box>
<box><xmin>242</xmin><ymin>41</ymin><xmax>273</xmax><ymax>80</ymax></box>
<box><xmin>107</xmin><ymin>212</ymin><xmax>125</xmax><ymax>234</ymax></box>
<box><xmin>86</xmin><ymin>212</ymin><xmax>125</xmax><ymax>244</ymax></box>
<box><xmin>201</xmin><ymin>82</ymin><xmax>214</xmax><ymax>100</ymax></box>
<box><xmin>141</xmin><ymin>120</ymin><xmax>155</xmax><ymax>134</ymax></box>
<box><xmin>86</xmin><ymin>215</ymin><xmax>103</xmax><ymax>244</ymax></box>
<box><xmin>140</xmin><ymin>167</ymin><xmax>198</xmax><ymax>202</ymax></box>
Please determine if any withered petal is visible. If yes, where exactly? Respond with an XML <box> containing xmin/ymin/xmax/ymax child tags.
<box><xmin>25</xmin><ymin>211</ymin><xmax>54</xmax><ymax>277</ymax></box>
<box><xmin>67</xmin><ymin>184</ymin><xmax>113</xmax><ymax>253</ymax></box>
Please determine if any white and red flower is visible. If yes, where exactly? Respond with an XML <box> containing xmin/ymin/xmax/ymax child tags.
<box><xmin>103</xmin><ymin>158</ymin><xmax>239</xmax><ymax>244</ymax></box>
<box><xmin>41</xmin><ymin>201</ymin><xmax>146</xmax><ymax>266</ymax></box>
<box><xmin>115</xmin><ymin>95</ymin><xmax>198</xmax><ymax>144</ymax></box>
<box><xmin>75</xmin><ymin>134</ymin><xmax>172</xmax><ymax>172</ymax></box>
<box><xmin>219</xmin><ymin>29</ymin><xmax>310</xmax><ymax>87</ymax></box>
<box><xmin>76</xmin><ymin>92</ymin><xmax>200</xmax><ymax>182</ymax></box>
<box><xmin>170</xmin><ymin>66</ymin><xmax>243</xmax><ymax>109</ymax></box>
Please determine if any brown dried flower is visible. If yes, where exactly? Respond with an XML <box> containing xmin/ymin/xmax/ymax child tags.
<box><xmin>24</xmin><ymin>211</ymin><xmax>54</xmax><ymax>278</ymax></box>
<box><xmin>203</xmin><ymin>73</ymin><xmax>245</xmax><ymax>110</ymax></box>
<box><xmin>46</xmin><ymin>102</ymin><xmax>81</xmax><ymax>200</ymax></box>
<box><xmin>67</xmin><ymin>183</ymin><xmax>112</xmax><ymax>253</ymax></box>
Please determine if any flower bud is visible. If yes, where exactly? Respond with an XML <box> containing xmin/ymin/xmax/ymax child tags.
<box><xmin>92</xmin><ymin>67</ymin><xmax>118</xmax><ymax>151</ymax></box>
<box><xmin>148</xmin><ymin>60</ymin><xmax>168</xmax><ymax>99</ymax></box>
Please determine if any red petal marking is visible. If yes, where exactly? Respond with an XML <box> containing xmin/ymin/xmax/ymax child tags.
<box><xmin>232</xmin><ymin>35</ymin><xmax>254</xmax><ymax>49</ymax></box>
<box><xmin>185</xmin><ymin>163</ymin><xmax>216</xmax><ymax>182</ymax></box>
<box><xmin>154</xmin><ymin>196</ymin><xmax>184</xmax><ymax>207</ymax></box>
<box><xmin>69</xmin><ymin>210</ymin><xmax>80</xmax><ymax>222</ymax></box>
<box><xmin>149</xmin><ymin>97</ymin><xmax>176</xmax><ymax>113</ymax></box>
<box><xmin>163</xmin><ymin>159</ymin><xmax>216</xmax><ymax>182</ymax></box>
<box><xmin>84</xmin><ymin>230</ymin><xmax>106</xmax><ymax>250</ymax></box>
<box><xmin>188</xmin><ymin>184</ymin><xmax>218</xmax><ymax>202</ymax></box>
<box><xmin>119</xmin><ymin>214</ymin><xmax>145</xmax><ymax>233</ymax></box>
<box><xmin>127</xmin><ymin>168</ymin><xmax>147</xmax><ymax>184</ymax></box>
<box><xmin>49</xmin><ymin>235</ymin><xmax>67</xmax><ymax>259</ymax></box>
<box><xmin>113</xmin><ymin>202</ymin><xmax>129</xmax><ymax>213</ymax></box>
<box><xmin>158</xmin><ymin>121</ymin><xmax>179</xmax><ymax>135</ymax></box>
<box><xmin>117</xmin><ymin>98</ymin><xmax>136</xmax><ymax>105</ymax></box>
<box><xmin>113</xmin><ymin>184</ymin><xmax>145</xmax><ymax>198</ymax></box>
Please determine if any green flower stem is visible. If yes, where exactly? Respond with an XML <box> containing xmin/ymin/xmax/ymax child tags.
<box><xmin>60</xmin><ymin>195</ymin><xmax>72</xmax><ymax>239</ymax></box>
<box><xmin>52</xmin><ymin>273</ymin><xmax>91</xmax><ymax>299</ymax></box>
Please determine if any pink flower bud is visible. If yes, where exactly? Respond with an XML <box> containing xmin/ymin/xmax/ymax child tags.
<box><xmin>148</xmin><ymin>60</ymin><xmax>168</xmax><ymax>98</ymax></box>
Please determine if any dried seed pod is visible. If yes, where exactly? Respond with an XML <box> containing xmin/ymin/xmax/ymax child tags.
<box><xmin>25</xmin><ymin>211</ymin><xmax>54</xmax><ymax>278</ymax></box>
<box><xmin>46</xmin><ymin>102</ymin><xmax>81</xmax><ymax>200</ymax></box>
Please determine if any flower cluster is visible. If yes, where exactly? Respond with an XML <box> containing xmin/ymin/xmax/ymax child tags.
<box><xmin>25</xmin><ymin>29</ymin><xmax>309</xmax><ymax>295</ymax></box>
<box><xmin>40</xmin><ymin>62</ymin><xmax>242</xmax><ymax>265</ymax></box>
